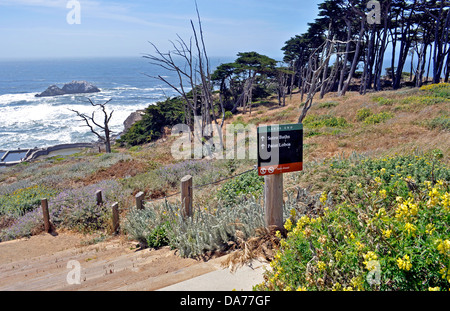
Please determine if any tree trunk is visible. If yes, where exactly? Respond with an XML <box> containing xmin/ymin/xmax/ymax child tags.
<box><xmin>340</xmin><ymin>15</ymin><xmax>366</xmax><ymax>97</ymax></box>
<box><xmin>338</xmin><ymin>19</ymin><xmax>352</xmax><ymax>95</ymax></box>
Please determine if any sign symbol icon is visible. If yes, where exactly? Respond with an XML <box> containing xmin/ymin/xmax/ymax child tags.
<box><xmin>261</xmin><ymin>143</ymin><xmax>265</xmax><ymax>149</ymax></box>
<box><xmin>260</xmin><ymin>168</ymin><xmax>267</xmax><ymax>175</ymax></box>
<box><xmin>261</xmin><ymin>135</ymin><xmax>265</xmax><ymax>141</ymax></box>
<box><xmin>268</xmin><ymin>167</ymin><xmax>275</xmax><ymax>174</ymax></box>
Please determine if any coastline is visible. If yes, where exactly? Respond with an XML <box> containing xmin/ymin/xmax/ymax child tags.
<box><xmin>0</xmin><ymin>108</ymin><xmax>142</xmax><ymax>166</ymax></box>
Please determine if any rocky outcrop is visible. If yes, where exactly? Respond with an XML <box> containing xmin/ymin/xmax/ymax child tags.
<box><xmin>123</xmin><ymin>110</ymin><xmax>145</xmax><ymax>133</ymax></box>
<box><xmin>35</xmin><ymin>81</ymin><xmax>100</xmax><ymax>97</ymax></box>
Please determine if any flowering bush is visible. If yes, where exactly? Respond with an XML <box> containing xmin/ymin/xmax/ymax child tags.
<box><xmin>0</xmin><ymin>185</ymin><xmax>58</xmax><ymax>217</ymax></box>
<box><xmin>255</xmin><ymin>153</ymin><xmax>450</xmax><ymax>291</ymax></box>
<box><xmin>0</xmin><ymin>180</ymin><xmax>126</xmax><ymax>240</ymax></box>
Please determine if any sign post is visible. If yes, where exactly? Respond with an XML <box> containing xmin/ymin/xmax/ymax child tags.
<box><xmin>257</xmin><ymin>123</ymin><xmax>303</xmax><ymax>229</ymax></box>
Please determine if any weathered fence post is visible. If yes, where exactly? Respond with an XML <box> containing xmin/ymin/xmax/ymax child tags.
<box><xmin>181</xmin><ymin>175</ymin><xmax>193</xmax><ymax>217</ymax></box>
<box><xmin>96</xmin><ymin>190</ymin><xmax>103</xmax><ymax>206</ymax></box>
<box><xmin>111</xmin><ymin>202</ymin><xmax>119</xmax><ymax>234</ymax></box>
<box><xmin>264</xmin><ymin>174</ymin><xmax>284</xmax><ymax>229</ymax></box>
<box><xmin>41</xmin><ymin>198</ymin><xmax>51</xmax><ymax>233</ymax></box>
<box><xmin>135</xmin><ymin>191</ymin><xmax>145</xmax><ymax>210</ymax></box>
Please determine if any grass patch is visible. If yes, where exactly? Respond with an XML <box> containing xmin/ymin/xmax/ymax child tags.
<box><xmin>363</xmin><ymin>112</ymin><xmax>394</xmax><ymax>125</ymax></box>
<box><xmin>303</xmin><ymin>114</ymin><xmax>349</xmax><ymax>129</ymax></box>
<box><xmin>318</xmin><ymin>101</ymin><xmax>340</xmax><ymax>109</ymax></box>
<box><xmin>424</xmin><ymin>115</ymin><xmax>450</xmax><ymax>131</ymax></box>
<box><xmin>372</xmin><ymin>96</ymin><xmax>394</xmax><ymax>106</ymax></box>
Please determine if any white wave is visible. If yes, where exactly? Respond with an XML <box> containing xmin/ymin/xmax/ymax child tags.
<box><xmin>0</xmin><ymin>92</ymin><xmax>39</xmax><ymax>105</ymax></box>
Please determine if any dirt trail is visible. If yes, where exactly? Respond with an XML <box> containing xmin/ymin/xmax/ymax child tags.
<box><xmin>0</xmin><ymin>232</ymin><xmax>224</xmax><ymax>291</ymax></box>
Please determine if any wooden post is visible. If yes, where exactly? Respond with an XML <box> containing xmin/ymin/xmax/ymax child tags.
<box><xmin>135</xmin><ymin>191</ymin><xmax>145</xmax><ymax>210</ymax></box>
<box><xmin>41</xmin><ymin>198</ymin><xmax>51</xmax><ymax>233</ymax></box>
<box><xmin>96</xmin><ymin>190</ymin><xmax>103</xmax><ymax>206</ymax></box>
<box><xmin>264</xmin><ymin>174</ymin><xmax>284</xmax><ymax>229</ymax></box>
<box><xmin>181</xmin><ymin>175</ymin><xmax>193</xmax><ymax>217</ymax></box>
<box><xmin>111</xmin><ymin>202</ymin><xmax>119</xmax><ymax>234</ymax></box>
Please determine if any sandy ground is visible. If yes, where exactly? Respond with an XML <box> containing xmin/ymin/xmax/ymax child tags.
<box><xmin>0</xmin><ymin>232</ymin><xmax>225</xmax><ymax>291</ymax></box>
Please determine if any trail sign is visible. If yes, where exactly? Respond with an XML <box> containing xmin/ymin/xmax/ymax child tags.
<box><xmin>257</xmin><ymin>123</ymin><xmax>303</xmax><ymax>176</ymax></box>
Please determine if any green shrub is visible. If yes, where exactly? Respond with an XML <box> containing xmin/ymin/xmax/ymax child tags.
<box><xmin>372</xmin><ymin>97</ymin><xmax>394</xmax><ymax>106</ymax></box>
<box><xmin>356</xmin><ymin>108</ymin><xmax>373</xmax><ymax>122</ymax></box>
<box><xmin>318</xmin><ymin>101</ymin><xmax>339</xmax><ymax>109</ymax></box>
<box><xmin>403</xmin><ymin>96</ymin><xmax>447</xmax><ymax>106</ymax></box>
<box><xmin>224</xmin><ymin>111</ymin><xmax>234</xmax><ymax>120</ymax></box>
<box><xmin>303</xmin><ymin>115</ymin><xmax>349</xmax><ymax>129</ymax></box>
<box><xmin>420</xmin><ymin>83</ymin><xmax>450</xmax><ymax>99</ymax></box>
<box><xmin>216</xmin><ymin>170</ymin><xmax>264</xmax><ymax>205</ymax></box>
<box><xmin>146</xmin><ymin>221</ymin><xmax>171</xmax><ymax>248</ymax></box>
<box><xmin>364</xmin><ymin>112</ymin><xmax>394</xmax><ymax>125</ymax></box>
<box><xmin>118</xmin><ymin>96</ymin><xmax>185</xmax><ymax>147</ymax></box>
<box><xmin>123</xmin><ymin>204</ymin><xmax>170</xmax><ymax>248</ymax></box>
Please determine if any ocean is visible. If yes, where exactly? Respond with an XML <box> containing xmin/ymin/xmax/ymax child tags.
<box><xmin>0</xmin><ymin>57</ymin><xmax>228</xmax><ymax>151</ymax></box>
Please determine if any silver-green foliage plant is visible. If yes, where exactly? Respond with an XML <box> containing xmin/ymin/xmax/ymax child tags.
<box><xmin>167</xmin><ymin>198</ymin><xmax>266</xmax><ymax>257</ymax></box>
<box><xmin>124</xmin><ymin>193</ymin><xmax>300</xmax><ymax>258</ymax></box>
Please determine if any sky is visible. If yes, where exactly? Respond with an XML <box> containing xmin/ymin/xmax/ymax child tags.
<box><xmin>0</xmin><ymin>0</ymin><xmax>323</xmax><ymax>61</ymax></box>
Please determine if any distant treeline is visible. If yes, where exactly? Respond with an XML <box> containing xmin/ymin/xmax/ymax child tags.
<box><xmin>119</xmin><ymin>0</ymin><xmax>449</xmax><ymax>147</ymax></box>
<box><xmin>283</xmin><ymin>0</ymin><xmax>449</xmax><ymax>96</ymax></box>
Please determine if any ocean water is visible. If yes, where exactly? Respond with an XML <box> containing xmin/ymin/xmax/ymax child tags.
<box><xmin>0</xmin><ymin>57</ymin><xmax>193</xmax><ymax>150</ymax></box>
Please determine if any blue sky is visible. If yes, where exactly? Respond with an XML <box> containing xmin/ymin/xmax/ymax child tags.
<box><xmin>0</xmin><ymin>0</ymin><xmax>322</xmax><ymax>60</ymax></box>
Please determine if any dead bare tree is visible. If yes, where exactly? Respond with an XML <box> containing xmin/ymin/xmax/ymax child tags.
<box><xmin>142</xmin><ymin>3</ymin><xmax>217</xmax><ymax>146</ymax></box>
<box><xmin>69</xmin><ymin>98</ymin><xmax>114</xmax><ymax>153</ymax></box>
<box><xmin>298</xmin><ymin>37</ymin><xmax>337</xmax><ymax>123</ymax></box>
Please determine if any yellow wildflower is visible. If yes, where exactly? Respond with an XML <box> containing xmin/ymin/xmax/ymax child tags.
<box><xmin>395</xmin><ymin>198</ymin><xmax>419</xmax><ymax>220</ymax></box>
<box><xmin>355</xmin><ymin>241</ymin><xmax>365</xmax><ymax>251</ymax></box>
<box><xmin>296</xmin><ymin>286</ymin><xmax>307</xmax><ymax>291</ymax></box>
<box><xmin>317</xmin><ymin>261</ymin><xmax>327</xmax><ymax>271</ymax></box>
<box><xmin>439</xmin><ymin>267</ymin><xmax>450</xmax><ymax>283</ymax></box>
<box><xmin>379</xmin><ymin>189</ymin><xmax>387</xmax><ymax>199</ymax></box>
<box><xmin>363</xmin><ymin>251</ymin><xmax>378</xmax><ymax>270</ymax></box>
<box><xmin>275</xmin><ymin>230</ymin><xmax>282</xmax><ymax>239</ymax></box>
<box><xmin>427</xmin><ymin>187</ymin><xmax>440</xmax><ymax>208</ymax></box>
<box><xmin>397</xmin><ymin>255</ymin><xmax>412</xmax><ymax>271</ymax></box>
<box><xmin>380</xmin><ymin>168</ymin><xmax>386</xmax><ymax>174</ymax></box>
<box><xmin>284</xmin><ymin>218</ymin><xmax>293</xmax><ymax>231</ymax></box>
<box><xmin>425</xmin><ymin>224</ymin><xmax>436</xmax><ymax>235</ymax></box>
<box><xmin>436</xmin><ymin>239</ymin><xmax>450</xmax><ymax>256</ymax></box>
<box><xmin>382</xmin><ymin>229</ymin><xmax>393</xmax><ymax>239</ymax></box>
<box><xmin>404</xmin><ymin>222</ymin><xmax>417</xmax><ymax>236</ymax></box>
<box><xmin>429</xmin><ymin>287</ymin><xmax>440</xmax><ymax>291</ymax></box>
<box><xmin>296</xmin><ymin>215</ymin><xmax>310</xmax><ymax>230</ymax></box>
<box><xmin>442</xmin><ymin>192</ymin><xmax>450</xmax><ymax>212</ymax></box>
<box><xmin>332</xmin><ymin>282</ymin><xmax>342</xmax><ymax>291</ymax></box>
<box><xmin>320</xmin><ymin>192</ymin><xmax>328</xmax><ymax>205</ymax></box>
<box><xmin>335</xmin><ymin>251</ymin><xmax>342</xmax><ymax>262</ymax></box>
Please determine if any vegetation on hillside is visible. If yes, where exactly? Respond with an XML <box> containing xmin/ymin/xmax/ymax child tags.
<box><xmin>1</xmin><ymin>0</ymin><xmax>449</xmax><ymax>291</ymax></box>
<box><xmin>255</xmin><ymin>151</ymin><xmax>450</xmax><ymax>291</ymax></box>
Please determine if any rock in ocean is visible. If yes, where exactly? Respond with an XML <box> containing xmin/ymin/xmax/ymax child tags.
<box><xmin>35</xmin><ymin>81</ymin><xmax>101</xmax><ymax>97</ymax></box>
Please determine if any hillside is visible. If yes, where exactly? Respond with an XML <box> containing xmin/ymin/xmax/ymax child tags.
<box><xmin>0</xmin><ymin>84</ymin><xmax>449</xmax><ymax>290</ymax></box>
<box><xmin>1</xmin><ymin>84</ymin><xmax>449</xmax><ymax>238</ymax></box>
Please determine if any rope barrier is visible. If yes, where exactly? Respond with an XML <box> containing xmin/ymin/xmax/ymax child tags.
<box><xmin>41</xmin><ymin>166</ymin><xmax>257</xmax><ymax>212</ymax></box>
<box><xmin>142</xmin><ymin>166</ymin><xmax>257</xmax><ymax>206</ymax></box>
